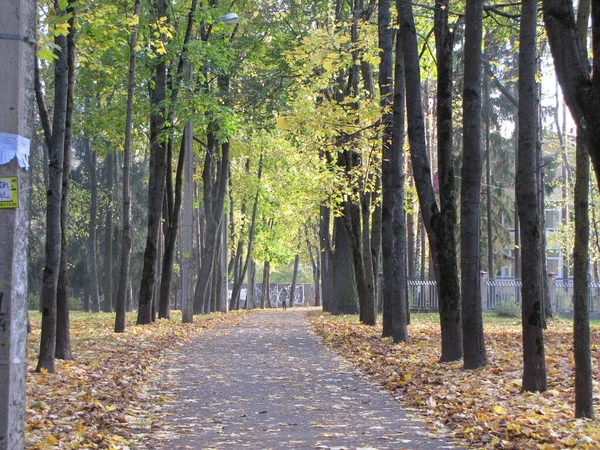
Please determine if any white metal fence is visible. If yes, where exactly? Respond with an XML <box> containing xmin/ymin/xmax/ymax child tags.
<box><xmin>408</xmin><ymin>278</ymin><xmax>600</xmax><ymax>314</ymax></box>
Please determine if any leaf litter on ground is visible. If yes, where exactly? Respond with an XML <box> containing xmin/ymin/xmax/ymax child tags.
<box><xmin>309</xmin><ymin>312</ymin><xmax>600</xmax><ymax>449</ymax></box>
<box><xmin>25</xmin><ymin>310</ymin><xmax>252</xmax><ymax>449</ymax></box>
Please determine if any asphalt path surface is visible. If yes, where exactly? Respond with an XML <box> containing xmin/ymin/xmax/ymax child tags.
<box><xmin>156</xmin><ymin>309</ymin><xmax>458</xmax><ymax>449</ymax></box>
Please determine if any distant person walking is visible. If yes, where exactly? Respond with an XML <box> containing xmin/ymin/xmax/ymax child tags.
<box><xmin>281</xmin><ymin>288</ymin><xmax>288</xmax><ymax>310</ymax></box>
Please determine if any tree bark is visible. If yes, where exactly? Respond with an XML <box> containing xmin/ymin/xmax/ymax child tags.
<box><xmin>230</xmin><ymin>154</ymin><xmax>263</xmax><ymax>310</ymax></box>
<box><xmin>543</xmin><ymin>0</ymin><xmax>600</xmax><ymax>193</ymax></box>
<box><xmin>398</xmin><ymin>0</ymin><xmax>463</xmax><ymax>356</ymax></box>
<box><xmin>193</xmin><ymin>135</ymin><xmax>229</xmax><ymax>313</ymax></box>
<box><xmin>159</xmin><ymin>133</ymin><xmax>185</xmax><ymax>319</ymax></box>
<box><xmin>518</xmin><ymin>0</ymin><xmax>547</xmax><ymax>392</ymax></box>
<box><xmin>573</xmin><ymin>0</ymin><xmax>593</xmax><ymax>418</ymax></box>
<box><xmin>260</xmin><ymin>261</ymin><xmax>270</xmax><ymax>308</ymax></box>
<box><xmin>319</xmin><ymin>203</ymin><xmax>333</xmax><ymax>312</ymax></box>
<box><xmin>246</xmin><ymin>259</ymin><xmax>256</xmax><ymax>309</ymax></box>
<box><xmin>137</xmin><ymin>0</ymin><xmax>168</xmax><ymax>325</ymax></box>
<box><xmin>102</xmin><ymin>152</ymin><xmax>114</xmax><ymax>313</ymax></box>
<box><xmin>115</xmin><ymin>0</ymin><xmax>140</xmax><ymax>332</ymax></box>
<box><xmin>331</xmin><ymin>215</ymin><xmax>359</xmax><ymax>315</ymax></box>
<box><xmin>461</xmin><ymin>0</ymin><xmax>487</xmax><ymax>369</ymax></box>
<box><xmin>35</xmin><ymin>0</ymin><xmax>70</xmax><ymax>373</ymax></box>
<box><xmin>56</xmin><ymin>1</ymin><xmax>76</xmax><ymax>361</ymax></box>
<box><xmin>289</xmin><ymin>253</ymin><xmax>300</xmax><ymax>307</ymax></box>
<box><xmin>380</xmin><ymin>0</ymin><xmax>408</xmax><ymax>342</ymax></box>
<box><xmin>573</xmin><ymin>133</ymin><xmax>593</xmax><ymax>417</ymax></box>
<box><xmin>307</xmin><ymin>225</ymin><xmax>321</xmax><ymax>307</ymax></box>
<box><xmin>432</xmin><ymin>0</ymin><xmax>463</xmax><ymax>362</ymax></box>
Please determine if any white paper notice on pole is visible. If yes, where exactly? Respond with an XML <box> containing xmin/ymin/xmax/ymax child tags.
<box><xmin>0</xmin><ymin>132</ymin><xmax>30</xmax><ymax>170</ymax></box>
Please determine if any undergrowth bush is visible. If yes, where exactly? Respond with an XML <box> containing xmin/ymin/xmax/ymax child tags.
<box><xmin>494</xmin><ymin>300</ymin><xmax>521</xmax><ymax>318</ymax></box>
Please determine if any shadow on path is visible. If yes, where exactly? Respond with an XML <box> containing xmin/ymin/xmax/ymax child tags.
<box><xmin>155</xmin><ymin>309</ymin><xmax>458</xmax><ymax>449</ymax></box>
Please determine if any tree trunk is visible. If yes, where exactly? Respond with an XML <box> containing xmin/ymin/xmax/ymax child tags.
<box><xmin>230</xmin><ymin>154</ymin><xmax>263</xmax><ymax>310</ymax></box>
<box><xmin>260</xmin><ymin>261</ymin><xmax>270</xmax><ymax>308</ymax></box>
<box><xmin>344</xmin><ymin>194</ymin><xmax>373</xmax><ymax>322</ymax></box>
<box><xmin>193</xmin><ymin>135</ymin><xmax>229</xmax><ymax>314</ymax></box>
<box><xmin>246</xmin><ymin>259</ymin><xmax>256</xmax><ymax>309</ymax></box>
<box><xmin>331</xmin><ymin>215</ymin><xmax>359</xmax><ymax>315</ymax></box>
<box><xmin>543</xmin><ymin>0</ymin><xmax>600</xmax><ymax>193</ymax></box>
<box><xmin>115</xmin><ymin>0</ymin><xmax>140</xmax><ymax>332</ymax></box>
<box><xmin>361</xmin><ymin>192</ymin><xmax>376</xmax><ymax>321</ymax></box>
<box><xmin>35</xmin><ymin>0</ymin><xmax>70</xmax><ymax>373</ymax></box>
<box><xmin>56</xmin><ymin>2</ymin><xmax>76</xmax><ymax>361</ymax></box>
<box><xmin>484</xmin><ymin>61</ymin><xmax>494</xmax><ymax>278</ymax></box>
<box><xmin>461</xmin><ymin>0</ymin><xmax>487</xmax><ymax>369</ymax></box>
<box><xmin>573</xmin><ymin>132</ymin><xmax>593</xmax><ymax>417</ymax></box>
<box><xmin>370</xmin><ymin>177</ymin><xmax>382</xmax><ymax>301</ymax></box>
<box><xmin>289</xmin><ymin>254</ymin><xmax>300</xmax><ymax>307</ymax></box>
<box><xmin>432</xmin><ymin>0</ymin><xmax>463</xmax><ymax>362</ymax></box>
<box><xmin>137</xmin><ymin>0</ymin><xmax>168</xmax><ymax>325</ymax></box>
<box><xmin>85</xmin><ymin>139</ymin><xmax>101</xmax><ymax>314</ymax></box>
<box><xmin>399</xmin><ymin>0</ymin><xmax>463</xmax><ymax>357</ymax></box>
<box><xmin>517</xmin><ymin>0</ymin><xmax>547</xmax><ymax>392</ymax></box>
<box><xmin>380</xmin><ymin>0</ymin><xmax>408</xmax><ymax>342</ymax></box>
<box><xmin>573</xmin><ymin>0</ymin><xmax>593</xmax><ymax>418</ymax></box>
<box><xmin>307</xmin><ymin>225</ymin><xmax>321</xmax><ymax>307</ymax></box>
<box><xmin>159</xmin><ymin>131</ymin><xmax>185</xmax><ymax>319</ymax></box>
<box><xmin>102</xmin><ymin>152</ymin><xmax>114</xmax><ymax>313</ymax></box>
<box><xmin>319</xmin><ymin>203</ymin><xmax>333</xmax><ymax>312</ymax></box>
<box><xmin>181</xmin><ymin>114</ymin><xmax>194</xmax><ymax>322</ymax></box>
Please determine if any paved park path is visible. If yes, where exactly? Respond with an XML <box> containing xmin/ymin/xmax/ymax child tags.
<box><xmin>156</xmin><ymin>309</ymin><xmax>457</xmax><ymax>449</ymax></box>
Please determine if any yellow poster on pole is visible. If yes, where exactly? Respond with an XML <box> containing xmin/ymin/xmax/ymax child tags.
<box><xmin>0</xmin><ymin>177</ymin><xmax>18</xmax><ymax>208</ymax></box>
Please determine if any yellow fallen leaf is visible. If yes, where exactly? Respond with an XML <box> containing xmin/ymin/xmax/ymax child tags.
<box><xmin>45</xmin><ymin>434</ymin><xmax>59</xmax><ymax>445</ymax></box>
<box><xmin>493</xmin><ymin>405</ymin><xmax>507</xmax><ymax>415</ymax></box>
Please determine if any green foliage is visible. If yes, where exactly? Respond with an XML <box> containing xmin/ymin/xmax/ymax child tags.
<box><xmin>494</xmin><ymin>300</ymin><xmax>521</xmax><ymax>318</ymax></box>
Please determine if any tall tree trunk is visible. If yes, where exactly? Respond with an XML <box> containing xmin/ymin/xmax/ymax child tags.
<box><xmin>115</xmin><ymin>0</ymin><xmax>140</xmax><ymax>332</ymax></box>
<box><xmin>219</xmin><ymin>212</ymin><xmax>228</xmax><ymax>312</ymax></box>
<box><xmin>361</xmin><ymin>191</ymin><xmax>376</xmax><ymax>321</ymax></box>
<box><xmin>246</xmin><ymin>259</ymin><xmax>256</xmax><ymax>309</ymax></box>
<box><xmin>137</xmin><ymin>0</ymin><xmax>168</xmax><ymax>325</ymax></box>
<box><xmin>260</xmin><ymin>261</ymin><xmax>270</xmax><ymax>308</ymax></box>
<box><xmin>399</xmin><ymin>0</ymin><xmax>462</xmax><ymax>357</ymax></box>
<box><xmin>573</xmin><ymin>0</ymin><xmax>593</xmax><ymax>418</ymax></box>
<box><xmin>432</xmin><ymin>0</ymin><xmax>463</xmax><ymax>362</ymax></box>
<box><xmin>35</xmin><ymin>0</ymin><xmax>70</xmax><ymax>373</ymax></box>
<box><xmin>307</xmin><ymin>225</ymin><xmax>322</xmax><ymax>307</ymax></box>
<box><xmin>56</xmin><ymin>1</ymin><xmax>76</xmax><ymax>361</ymax></box>
<box><xmin>85</xmin><ymin>139</ymin><xmax>101</xmax><ymax>314</ymax></box>
<box><xmin>573</xmin><ymin>132</ymin><xmax>593</xmax><ymax>417</ymax></box>
<box><xmin>543</xmin><ymin>0</ymin><xmax>600</xmax><ymax>192</ymax></box>
<box><xmin>370</xmin><ymin>176</ymin><xmax>382</xmax><ymax>300</ymax></box>
<box><xmin>193</xmin><ymin>135</ymin><xmax>229</xmax><ymax>313</ymax></box>
<box><xmin>461</xmin><ymin>0</ymin><xmax>486</xmax><ymax>369</ymax></box>
<box><xmin>181</xmin><ymin>67</ymin><xmax>195</xmax><ymax>322</ymax></box>
<box><xmin>159</xmin><ymin>132</ymin><xmax>185</xmax><ymax>319</ymax></box>
<box><xmin>517</xmin><ymin>0</ymin><xmax>547</xmax><ymax>392</ymax></box>
<box><xmin>484</xmin><ymin>60</ymin><xmax>494</xmax><ymax>278</ymax></box>
<box><xmin>102</xmin><ymin>152</ymin><xmax>114</xmax><ymax>313</ymax></box>
<box><xmin>319</xmin><ymin>203</ymin><xmax>333</xmax><ymax>312</ymax></box>
<box><xmin>230</xmin><ymin>154</ymin><xmax>263</xmax><ymax>310</ymax></box>
<box><xmin>331</xmin><ymin>215</ymin><xmax>359</xmax><ymax>315</ymax></box>
<box><xmin>344</xmin><ymin>191</ymin><xmax>373</xmax><ymax>322</ymax></box>
<box><xmin>380</xmin><ymin>0</ymin><xmax>408</xmax><ymax>341</ymax></box>
<box><xmin>289</xmin><ymin>253</ymin><xmax>300</xmax><ymax>307</ymax></box>
<box><xmin>406</xmin><ymin>174</ymin><xmax>416</xmax><ymax>279</ymax></box>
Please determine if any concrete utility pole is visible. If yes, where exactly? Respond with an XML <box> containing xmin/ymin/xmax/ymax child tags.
<box><xmin>0</xmin><ymin>0</ymin><xmax>36</xmax><ymax>448</ymax></box>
